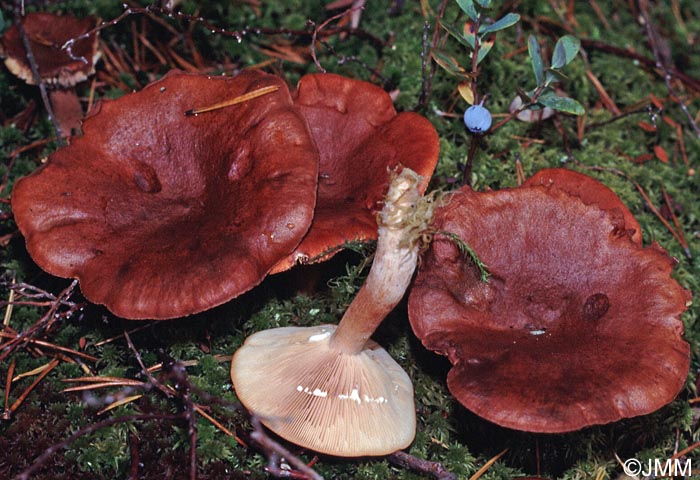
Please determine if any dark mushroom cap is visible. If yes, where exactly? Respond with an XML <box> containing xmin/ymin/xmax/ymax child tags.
<box><xmin>408</xmin><ymin>184</ymin><xmax>690</xmax><ymax>432</ymax></box>
<box><xmin>12</xmin><ymin>70</ymin><xmax>319</xmax><ymax>319</ymax></box>
<box><xmin>270</xmin><ymin>73</ymin><xmax>439</xmax><ymax>272</ymax></box>
<box><xmin>524</xmin><ymin>168</ymin><xmax>642</xmax><ymax>244</ymax></box>
<box><xmin>0</xmin><ymin>12</ymin><xmax>100</xmax><ymax>86</ymax></box>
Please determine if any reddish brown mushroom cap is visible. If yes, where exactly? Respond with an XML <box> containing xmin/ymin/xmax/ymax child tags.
<box><xmin>524</xmin><ymin>168</ymin><xmax>643</xmax><ymax>244</ymax></box>
<box><xmin>270</xmin><ymin>73</ymin><xmax>439</xmax><ymax>272</ymax></box>
<box><xmin>0</xmin><ymin>12</ymin><xmax>100</xmax><ymax>86</ymax></box>
<box><xmin>12</xmin><ymin>70</ymin><xmax>318</xmax><ymax>319</ymax></box>
<box><xmin>408</xmin><ymin>185</ymin><xmax>691</xmax><ymax>432</ymax></box>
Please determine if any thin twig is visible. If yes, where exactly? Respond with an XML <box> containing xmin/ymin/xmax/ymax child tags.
<box><xmin>123</xmin><ymin>331</ymin><xmax>174</xmax><ymax>398</ymax></box>
<box><xmin>310</xmin><ymin>6</ymin><xmax>364</xmax><ymax>73</ymax></box>
<box><xmin>249</xmin><ymin>416</ymin><xmax>324</xmax><ymax>480</ymax></box>
<box><xmin>0</xmin><ymin>280</ymin><xmax>81</xmax><ymax>363</ymax></box>
<box><xmin>417</xmin><ymin>0</ymin><xmax>449</xmax><ymax>109</ymax></box>
<box><xmin>638</xmin><ymin>0</ymin><xmax>700</xmax><ymax>138</ymax></box>
<box><xmin>388</xmin><ymin>451</ymin><xmax>457</xmax><ymax>480</ymax></box>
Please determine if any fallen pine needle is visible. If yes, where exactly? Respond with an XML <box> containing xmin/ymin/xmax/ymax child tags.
<box><xmin>0</xmin><ymin>332</ymin><xmax>98</xmax><ymax>362</ymax></box>
<box><xmin>469</xmin><ymin>448</ymin><xmax>508</xmax><ymax>480</ymax></box>
<box><xmin>3</xmin><ymin>358</ymin><xmax>16</xmax><ymax>419</ymax></box>
<box><xmin>93</xmin><ymin>323</ymin><xmax>154</xmax><ymax>347</ymax></box>
<box><xmin>97</xmin><ymin>394</ymin><xmax>143</xmax><ymax>415</ymax></box>
<box><xmin>13</xmin><ymin>361</ymin><xmax>56</xmax><ymax>382</ymax></box>
<box><xmin>146</xmin><ymin>354</ymin><xmax>232</xmax><ymax>373</ymax></box>
<box><xmin>3</xmin><ymin>274</ymin><xmax>15</xmax><ymax>326</ymax></box>
<box><xmin>62</xmin><ymin>375</ymin><xmax>144</xmax><ymax>383</ymax></box>
<box><xmin>184</xmin><ymin>85</ymin><xmax>279</xmax><ymax>116</ymax></box>
<box><xmin>672</xmin><ymin>441</ymin><xmax>700</xmax><ymax>460</ymax></box>
<box><xmin>8</xmin><ymin>358</ymin><xmax>60</xmax><ymax>415</ymax></box>
<box><xmin>193</xmin><ymin>403</ymin><xmax>237</xmax><ymax>439</ymax></box>
<box><xmin>62</xmin><ymin>380</ymin><xmax>146</xmax><ymax>393</ymax></box>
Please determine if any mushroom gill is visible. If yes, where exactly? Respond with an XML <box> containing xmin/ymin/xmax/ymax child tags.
<box><xmin>231</xmin><ymin>168</ymin><xmax>436</xmax><ymax>456</ymax></box>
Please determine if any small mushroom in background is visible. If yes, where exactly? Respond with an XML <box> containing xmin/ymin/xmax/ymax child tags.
<box><xmin>408</xmin><ymin>176</ymin><xmax>691</xmax><ymax>433</ymax></box>
<box><xmin>509</xmin><ymin>94</ymin><xmax>555</xmax><ymax>122</ymax></box>
<box><xmin>231</xmin><ymin>168</ymin><xmax>437</xmax><ymax>456</ymax></box>
<box><xmin>0</xmin><ymin>12</ymin><xmax>101</xmax><ymax>137</ymax></box>
<box><xmin>11</xmin><ymin>70</ymin><xmax>319</xmax><ymax>319</ymax></box>
<box><xmin>508</xmin><ymin>89</ymin><xmax>572</xmax><ymax>123</ymax></box>
<box><xmin>270</xmin><ymin>73</ymin><xmax>439</xmax><ymax>273</ymax></box>
<box><xmin>523</xmin><ymin>168</ymin><xmax>642</xmax><ymax>244</ymax></box>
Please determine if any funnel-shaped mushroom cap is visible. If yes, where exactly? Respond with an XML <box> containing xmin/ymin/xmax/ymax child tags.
<box><xmin>231</xmin><ymin>325</ymin><xmax>415</xmax><ymax>456</ymax></box>
<box><xmin>524</xmin><ymin>168</ymin><xmax>642</xmax><ymax>244</ymax></box>
<box><xmin>12</xmin><ymin>70</ymin><xmax>318</xmax><ymax>319</ymax></box>
<box><xmin>271</xmin><ymin>73</ymin><xmax>439</xmax><ymax>272</ymax></box>
<box><xmin>0</xmin><ymin>12</ymin><xmax>100</xmax><ymax>86</ymax></box>
<box><xmin>408</xmin><ymin>185</ymin><xmax>690</xmax><ymax>432</ymax></box>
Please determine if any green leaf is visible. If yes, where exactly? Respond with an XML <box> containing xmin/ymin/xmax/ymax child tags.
<box><xmin>538</xmin><ymin>93</ymin><xmax>585</xmax><ymax>115</ymax></box>
<box><xmin>474</xmin><ymin>0</ymin><xmax>492</xmax><ymax>7</ymax></box>
<box><xmin>551</xmin><ymin>35</ymin><xmax>580</xmax><ymax>69</ymax></box>
<box><xmin>528</xmin><ymin>34</ymin><xmax>544</xmax><ymax>86</ymax></box>
<box><xmin>545</xmin><ymin>68</ymin><xmax>568</xmax><ymax>85</ymax></box>
<box><xmin>430</xmin><ymin>49</ymin><xmax>467</xmax><ymax>76</ymax></box>
<box><xmin>455</xmin><ymin>0</ymin><xmax>478</xmax><ymax>21</ymax></box>
<box><xmin>441</xmin><ymin>21</ymin><xmax>474</xmax><ymax>49</ymax></box>
<box><xmin>478</xmin><ymin>13</ymin><xmax>520</xmax><ymax>35</ymax></box>
<box><xmin>515</xmin><ymin>86</ymin><xmax>532</xmax><ymax>103</ymax></box>
<box><xmin>475</xmin><ymin>38</ymin><xmax>494</xmax><ymax>65</ymax></box>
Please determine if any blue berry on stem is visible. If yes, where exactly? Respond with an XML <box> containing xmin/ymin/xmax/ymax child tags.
<box><xmin>464</xmin><ymin>104</ymin><xmax>492</xmax><ymax>133</ymax></box>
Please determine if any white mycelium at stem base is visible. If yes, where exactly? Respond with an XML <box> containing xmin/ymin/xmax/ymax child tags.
<box><xmin>230</xmin><ymin>168</ymin><xmax>435</xmax><ymax>457</ymax></box>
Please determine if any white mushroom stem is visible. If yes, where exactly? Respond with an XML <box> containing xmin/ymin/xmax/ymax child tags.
<box><xmin>230</xmin><ymin>167</ymin><xmax>436</xmax><ymax>456</ymax></box>
<box><xmin>330</xmin><ymin>167</ymin><xmax>435</xmax><ymax>355</ymax></box>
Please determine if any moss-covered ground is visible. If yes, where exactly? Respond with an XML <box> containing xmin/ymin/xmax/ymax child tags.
<box><xmin>0</xmin><ymin>0</ymin><xmax>699</xmax><ymax>478</ymax></box>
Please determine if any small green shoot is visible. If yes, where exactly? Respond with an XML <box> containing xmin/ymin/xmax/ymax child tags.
<box><xmin>436</xmin><ymin>231</ymin><xmax>490</xmax><ymax>282</ymax></box>
<box><xmin>524</xmin><ymin>33</ymin><xmax>584</xmax><ymax>115</ymax></box>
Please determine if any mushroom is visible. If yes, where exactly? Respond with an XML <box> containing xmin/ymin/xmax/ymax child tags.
<box><xmin>523</xmin><ymin>168</ymin><xmax>642</xmax><ymax>244</ymax></box>
<box><xmin>11</xmin><ymin>70</ymin><xmax>319</xmax><ymax>319</ymax></box>
<box><xmin>408</xmin><ymin>181</ymin><xmax>691</xmax><ymax>432</ymax></box>
<box><xmin>0</xmin><ymin>12</ymin><xmax>101</xmax><ymax>137</ymax></box>
<box><xmin>231</xmin><ymin>168</ymin><xmax>436</xmax><ymax>456</ymax></box>
<box><xmin>270</xmin><ymin>73</ymin><xmax>439</xmax><ymax>273</ymax></box>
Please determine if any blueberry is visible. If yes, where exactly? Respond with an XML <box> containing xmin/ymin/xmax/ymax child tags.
<box><xmin>463</xmin><ymin>104</ymin><xmax>492</xmax><ymax>133</ymax></box>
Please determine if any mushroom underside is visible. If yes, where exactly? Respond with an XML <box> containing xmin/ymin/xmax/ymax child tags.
<box><xmin>231</xmin><ymin>325</ymin><xmax>416</xmax><ymax>456</ymax></box>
